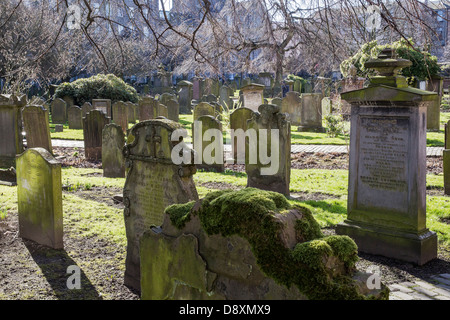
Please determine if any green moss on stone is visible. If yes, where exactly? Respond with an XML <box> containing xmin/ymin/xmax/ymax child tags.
<box><xmin>167</xmin><ymin>201</ymin><xmax>196</xmax><ymax>229</ymax></box>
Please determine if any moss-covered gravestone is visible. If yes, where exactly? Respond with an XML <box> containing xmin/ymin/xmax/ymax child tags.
<box><xmin>102</xmin><ymin>123</ymin><xmax>125</xmax><ymax>178</ymax></box>
<box><xmin>336</xmin><ymin>48</ymin><xmax>438</xmax><ymax>265</ymax></box>
<box><xmin>112</xmin><ymin>102</ymin><xmax>129</xmax><ymax>134</ymax></box>
<box><xmin>17</xmin><ymin>148</ymin><xmax>63</xmax><ymax>249</ymax></box>
<box><xmin>445</xmin><ymin>121</ymin><xmax>450</xmax><ymax>195</ymax></box>
<box><xmin>192</xmin><ymin>115</ymin><xmax>224</xmax><ymax>172</ymax></box>
<box><xmin>246</xmin><ymin>104</ymin><xmax>291</xmax><ymax>197</ymax></box>
<box><xmin>68</xmin><ymin>106</ymin><xmax>83</xmax><ymax>129</ymax></box>
<box><xmin>122</xmin><ymin>119</ymin><xmax>198</xmax><ymax>292</ymax></box>
<box><xmin>230</xmin><ymin>107</ymin><xmax>254</xmax><ymax>163</ymax></box>
<box><xmin>193</xmin><ymin>102</ymin><xmax>215</xmax><ymax>121</ymax></box>
<box><xmin>0</xmin><ymin>94</ymin><xmax>26</xmax><ymax>168</ymax></box>
<box><xmin>140</xmin><ymin>188</ymin><xmax>389</xmax><ymax>300</ymax></box>
<box><xmin>281</xmin><ymin>91</ymin><xmax>302</xmax><ymax>126</ymax></box>
<box><xmin>51</xmin><ymin>98</ymin><xmax>67</xmax><ymax>124</ymax></box>
<box><xmin>22</xmin><ymin>105</ymin><xmax>52</xmax><ymax>153</ymax></box>
<box><xmin>83</xmin><ymin>110</ymin><xmax>111</xmax><ymax>161</ymax></box>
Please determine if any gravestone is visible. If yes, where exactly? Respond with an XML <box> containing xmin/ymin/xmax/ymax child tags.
<box><xmin>426</xmin><ymin>95</ymin><xmax>441</xmax><ymax>131</ymax></box>
<box><xmin>22</xmin><ymin>105</ymin><xmax>52</xmax><ymax>153</ymax></box>
<box><xmin>322</xmin><ymin>97</ymin><xmax>332</xmax><ymax>117</ymax></box>
<box><xmin>92</xmin><ymin>99</ymin><xmax>112</xmax><ymax>119</ymax></box>
<box><xmin>139</xmin><ymin>97</ymin><xmax>157</xmax><ymax>121</ymax></box>
<box><xmin>445</xmin><ymin>121</ymin><xmax>450</xmax><ymax>195</ymax></box>
<box><xmin>336</xmin><ymin>48</ymin><xmax>438</xmax><ymax>265</ymax></box>
<box><xmin>271</xmin><ymin>97</ymin><xmax>282</xmax><ymax>107</ymax></box>
<box><xmin>166</xmin><ymin>99</ymin><xmax>179</xmax><ymax>122</ymax></box>
<box><xmin>51</xmin><ymin>98</ymin><xmax>67</xmax><ymax>124</ymax></box>
<box><xmin>54</xmin><ymin>124</ymin><xmax>63</xmax><ymax>132</ymax></box>
<box><xmin>83</xmin><ymin>110</ymin><xmax>111</xmax><ymax>161</ymax></box>
<box><xmin>230</xmin><ymin>107</ymin><xmax>254</xmax><ymax>163</ymax></box>
<box><xmin>211</xmin><ymin>79</ymin><xmax>220</xmax><ymax>97</ymax></box>
<box><xmin>177</xmin><ymin>80</ymin><xmax>193</xmax><ymax>114</ymax></box>
<box><xmin>294</xmin><ymin>79</ymin><xmax>302</xmax><ymax>93</ymax></box>
<box><xmin>192</xmin><ymin>115</ymin><xmax>224</xmax><ymax>172</ymax></box>
<box><xmin>17</xmin><ymin>148</ymin><xmax>63</xmax><ymax>249</ymax></box>
<box><xmin>245</xmin><ymin>104</ymin><xmax>291</xmax><ymax>197</ymax></box>
<box><xmin>201</xmin><ymin>94</ymin><xmax>217</xmax><ymax>104</ymax></box>
<box><xmin>219</xmin><ymin>85</ymin><xmax>233</xmax><ymax>110</ymax></box>
<box><xmin>102</xmin><ymin>124</ymin><xmax>125</xmax><ymax>178</ymax></box>
<box><xmin>157</xmin><ymin>103</ymin><xmax>169</xmax><ymax>118</ymax></box>
<box><xmin>68</xmin><ymin>106</ymin><xmax>83</xmax><ymax>129</ymax></box>
<box><xmin>240</xmin><ymin>84</ymin><xmax>265</xmax><ymax>112</ymax></box>
<box><xmin>81</xmin><ymin>102</ymin><xmax>93</xmax><ymax>117</ymax></box>
<box><xmin>281</xmin><ymin>91</ymin><xmax>302</xmax><ymax>126</ymax></box>
<box><xmin>0</xmin><ymin>94</ymin><xmax>26</xmax><ymax>168</ymax></box>
<box><xmin>112</xmin><ymin>102</ymin><xmax>129</xmax><ymax>134</ymax></box>
<box><xmin>62</xmin><ymin>96</ymin><xmax>74</xmax><ymax>107</ymax></box>
<box><xmin>192</xmin><ymin>78</ymin><xmax>203</xmax><ymax>101</ymax></box>
<box><xmin>193</xmin><ymin>102</ymin><xmax>215</xmax><ymax>121</ymax></box>
<box><xmin>127</xmin><ymin>102</ymin><xmax>137</xmax><ymax>124</ymax></box>
<box><xmin>298</xmin><ymin>93</ymin><xmax>325</xmax><ymax>132</ymax></box>
<box><xmin>160</xmin><ymin>93</ymin><xmax>177</xmax><ymax>107</ymax></box>
<box><xmin>122</xmin><ymin>119</ymin><xmax>198</xmax><ymax>292</ymax></box>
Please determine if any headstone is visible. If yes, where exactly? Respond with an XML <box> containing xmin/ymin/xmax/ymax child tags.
<box><xmin>0</xmin><ymin>94</ymin><xmax>26</xmax><ymax>168</ymax></box>
<box><xmin>54</xmin><ymin>124</ymin><xmax>63</xmax><ymax>132</ymax></box>
<box><xmin>219</xmin><ymin>85</ymin><xmax>233</xmax><ymax>110</ymax></box>
<box><xmin>192</xmin><ymin>78</ymin><xmax>203</xmax><ymax>101</ymax></box>
<box><xmin>245</xmin><ymin>104</ymin><xmax>291</xmax><ymax>197</ymax></box>
<box><xmin>322</xmin><ymin>97</ymin><xmax>332</xmax><ymax>117</ymax></box>
<box><xmin>51</xmin><ymin>98</ymin><xmax>67</xmax><ymax>124</ymax></box>
<box><xmin>139</xmin><ymin>97</ymin><xmax>158</xmax><ymax>121</ymax></box>
<box><xmin>122</xmin><ymin>119</ymin><xmax>198</xmax><ymax>292</ymax></box>
<box><xmin>166</xmin><ymin>99</ymin><xmax>179</xmax><ymax>122</ymax></box>
<box><xmin>68</xmin><ymin>106</ymin><xmax>83</xmax><ymax>129</ymax></box>
<box><xmin>102</xmin><ymin>123</ymin><xmax>125</xmax><ymax>178</ymax></box>
<box><xmin>201</xmin><ymin>94</ymin><xmax>217</xmax><ymax>103</ymax></box>
<box><xmin>426</xmin><ymin>95</ymin><xmax>440</xmax><ymax>132</ymax></box>
<box><xmin>298</xmin><ymin>93</ymin><xmax>325</xmax><ymax>132</ymax></box>
<box><xmin>336</xmin><ymin>48</ymin><xmax>438</xmax><ymax>265</ymax></box>
<box><xmin>193</xmin><ymin>102</ymin><xmax>215</xmax><ymax>121</ymax></box>
<box><xmin>17</xmin><ymin>148</ymin><xmax>63</xmax><ymax>249</ymax></box>
<box><xmin>271</xmin><ymin>97</ymin><xmax>282</xmax><ymax>107</ymax></box>
<box><xmin>211</xmin><ymin>79</ymin><xmax>220</xmax><ymax>97</ymax></box>
<box><xmin>22</xmin><ymin>105</ymin><xmax>52</xmax><ymax>152</ymax></box>
<box><xmin>258</xmin><ymin>72</ymin><xmax>273</xmax><ymax>89</ymax></box>
<box><xmin>294</xmin><ymin>79</ymin><xmax>302</xmax><ymax>93</ymax></box>
<box><xmin>83</xmin><ymin>110</ymin><xmax>111</xmax><ymax>161</ymax></box>
<box><xmin>81</xmin><ymin>102</ymin><xmax>93</xmax><ymax>118</ymax></box>
<box><xmin>157</xmin><ymin>103</ymin><xmax>169</xmax><ymax>118</ymax></box>
<box><xmin>126</xmin><ymin>102</ymin><xmax>137</xmax><ymax>124</ymax></box>
<box><xmin>62</xmin><ymin>96</ymin><xmax>74</xmax><ymax>107</ymax></box>
<box><xmin>230</xmin><ymin>107</ymin><xmax>254</xmax><ymax>162</ymax></box>
<box><xmin>92</xmin><ymin>99</ymin><xmax>112</xmax><ymax>119</ymax></box>
<box><xmin>192</xmin><ymin>115</ymin><xmax>224</xmax><ymax>172</ymax></box>
<box><xmin>160</xmin><ymin>93</ymin><xmax>177</xmax><ymax>107</ymax></box>
<box><xmin>177</xmin><ymin>80</ymin><xmax>193</xmax><ymax>114</ymax></box>
<box><xmin>240</xmin><ymin>83</ymin><xmax>265</xmax><ymax>112</ymax></box>
<box><xmin>112</xmin><ymin>101</ymin><xmax>129</xmax><ymax>134</ymax></box>
<box><xmin>281</xmin><ymin>91</ymin><xmax>302</xmax><ymax>126</ymax></box>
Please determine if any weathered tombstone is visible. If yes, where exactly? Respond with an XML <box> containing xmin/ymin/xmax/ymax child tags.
<box><xmin>336</xmin><ymin>48</ymin><xmax>438</xmax><ymax>265</ymax></box>
<box><xmin>426</xmin><ymin>95</ymin><xmax>441</xmax><ymax>132</ymax></box>
<box><xmin>83</xmin><ymin>110</ymin><xmax>111</xmax><ymax>161</ymax></box>
<box><xmin>68</xmin><ymin>106</ymin><xmax>83</xmax><ymax>129</ymax></box>
<box><xmin>211</xmin><ymin>79</ymin><xmax>220</xmax><ymax>97</ymax></box>
<box><xmin>22</xmin><ymin>105</ymin><xmax>52</xmax><ymax>152</ymax></box>
<box><xmin>177</xmin><ymin>80</ymin><xmax>193</xmax><ymax>114</ymax></box>
<box><xmin>126</xmin><ymin>102</ymin><xmax>137</xmax><ymax>124</ymax></box>
<box><xmin>54</xmin><ymin>124</ymin><xmax>63</xmax><ymax>132</ymax></box>
<box><xmin>62</xmin><ymin>95</ymin><xmax>74</xmax><ymax>107</ymax></box>
<box><xmin>122</xmin><ymin>119</ymin><xmax>198</xmax><ymax>292</ymax></box>
<box><xmin>281</xmin><ymin>91</ymin><xmax>302</xmax><ymax>126</ymax></box>
<box><xmin>92</xmin><ymin>99</ymin><xmax>112</xmax><ymax>119</ymax></box>
<box><xmin>166</xmin><ymin>99</ymin><xmax>179</xmax><ymax>122</ymax></box>
<box><xmin>229</xmin><ymin>107</ymin><xmax>254</xmax><ymax>162</ymax></box>
<box><xmin>192</xmin><ymin>115</ymin><xmax>224</xmax><ymax>172</ymax></box>
<box><xmin>193</xmin><ymin>102</ymin><xmax>215</xmax><ymax>121</ymax></box>
<box><xmin>0</xmin><ymin>94</ymin><xmax>26</xmax><ymax>168</ymax></box>
<box><xmin>271</xmin><ymin>97</ymin><xmax>282</xmax><ymax>107</ymax></box>
<box><xmin>258</xmin><ymin>72</ymin><xmax>273</xmax><ymax>91</ymax></box>
<box><xmin>157</xmin><ymin>103</ymin><xmax>169</xmax><ymax>118</ymax></box>
<box><xmin>51</xmin><ymin>98</ymin><xmax>67</xmax><ymax>124</ymax></box>
<box><xmin>245</xmin><ymin>104</ymin><xmax>291</xmax><ymax>197</ymax></box>
<box><xmin>201</xmin><ymin>94</ymin><xmax>217</xmax><ymax>104</ymax></box>
<box><xmin>112</xmin><ymin>101</ymin><xmax>129</xmax><ymax>134</ymax></box>
<box><xmin>298</xmin><ymin>93</ymin><xmax>325</xmax><ymax>132</ymax></box>
<box><xmin>240</xmin><ymin>83</ymin><xmax>265</xmax><ymax>112</ymax></box>
<box><xmin>139</xmin><ymin>97</ymin><xmax>158</xmax><ymax>121</ymax></box>
<box><xmin>17</xmin><ymin>148</ymin><xmax>63</xmax><ymax>249</ymax></box>
<box><xmin>322</xmin><ymin>97</ymin><xmax>332</xmax><ymax>117</ymax></box>
<box><xmin>192</xmin><ymin>78</ymin><xmax>203</xmax><ymax>101</ymax></box>
<box><xmin>160</xmin><ymin>93</ymin><xmax>176</xmax><ymax>107</ymax></box>
<box><xmin>219</xmin><ymin>85</ymin><xmax>233</xmax><ymax>110</ymax></box>
<box><xmin>102</xmin><ymin>124</ymin><xmax>125</xmax><ymax>178</ymax></box>
<box><xmin>81</xmin><ymin>102</ymin><xmax>93</xmax><ymax>117</ymax></box>
<box><xmin>445</xmin><ymin>121</ymin><xmax>450</xmax><ymax>195</ymax></box>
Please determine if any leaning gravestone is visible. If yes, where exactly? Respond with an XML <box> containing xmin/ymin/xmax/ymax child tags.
<box><xmin>445</xmin><ymin>121</ymin><xmax>450</xmax><ymax>195</ymax></box>
<box><xmin>193</xmin><ymin>102</ymin><xmax>215</xmax><ymax>121</ymax></box>
<box><xmin>83</xmin><ymin>110</ymin><xmax>111</xmax><ymax>161</ymax></box>
<box><xmin>92</xmin><ymin>99</ymin><xmax>112</xmax><ymax>119</ymax></box>
<box><xmin>22</xmin><ymin>105</ymin><xmax>52</xmax><ymax>153</ymax></box>
<box><xmin>281</xmin><ymin>91</ymin><xmax>302</xmax><ymax>126</ymax></box>
<box><xmin>298</xmin><ymin>93</ymin><xmax>325</xmax><ymax>132</ymax></box>
<box><xmin>246</xmin><ymin>104</ymin><xmax>291</xmax><ymax>197</ymax></box>
<box><xmin>102</xmin><ymin>123</ymin><xmax>125</xmax><ymax>178</ymax></box>
<box><xmin>68</xmin><ymin>106</ymin><xmax>83</xmax><ymax>129</ymax></box>
<box><xmin>122</xmin><ymin>119</ymin><xmax>198</xmax><ymax>292</ymax></box>
<box><xmin>51</xmin><ymin>98</ymin><xmax>67</xmax><ymax>124</ymax></box>
<box><xmin>17</xmin><ymin>148</ymin><xmax>63</xmax><ymax>249</ymax></box>
<box><xmin>0</xmin><ymin>94</ymin><xmax>26</xmax><ymax>168</ymax></box>
<box><xmin>230</xmin><ymin>107</ymin><xmax>254</xmax><ymax>163</ymax></box>
<box><xmin>112</xmin><ymin>101</ymin><xmax>129</xmax><ymax>134</ymax></box>
<box><xmin>240</xmin><ymin>83</ymin><xmax>265</xmax><ymax>112</ymax></box>
<box><xmin>166</xmin><ymin>99</ymin><xmax>179</xmax><ymax>122</ymax></box>
<box><xmin>336</xmin><ymin>48</ymin><xmax>438</xmax><ymax>265</ymax></box>
<box><xmin>192</xmin><ymin>115</ymin><xmax>224</xmax><ymax>172</ymax></box>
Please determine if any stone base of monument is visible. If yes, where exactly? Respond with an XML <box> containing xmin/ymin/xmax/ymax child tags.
<box><xmin>336</xmin><ymin>220</ymin><xmax>438</xmax><ymax>266</ymax></box>
<box><xmin>297</xmin><ymin>125</ymin><xmax>326</xmax><ymax>133</ymax></box>
<box><xmin>444</xmin><ymin>150</ymin><xmax>450</xmax><ymax>195</ymax></box>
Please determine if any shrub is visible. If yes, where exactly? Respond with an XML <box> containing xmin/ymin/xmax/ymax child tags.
<box><xmin>324</xmin><ymin>114</ymin><xmax>344</xmax><ymax>138</ymax></box>
<box><xmin>54</xmin><ymin>74</ymin><xmax>138</xmax><ymax>106</ymax></box>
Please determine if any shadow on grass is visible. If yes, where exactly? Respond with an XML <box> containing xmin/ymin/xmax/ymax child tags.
<box><xmin>24</xmin><ymin>240</ymin><xmax>102</xmax><ymax>300</ymax></box>
<box><xmin>290</xmin><ymin>198</ymin><xmax>348</xmax><ymax>227</ymax></box>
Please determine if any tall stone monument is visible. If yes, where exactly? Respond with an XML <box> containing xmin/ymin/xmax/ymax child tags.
<box><xmin>336</xmin><ymin>48</ymin><xmax>438</xmax><ymax>265</ymax></box>
<box><xmin>122</xmin><ymin>119</ymin><xmax>198</xmax><ymax>292</ymax></box>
